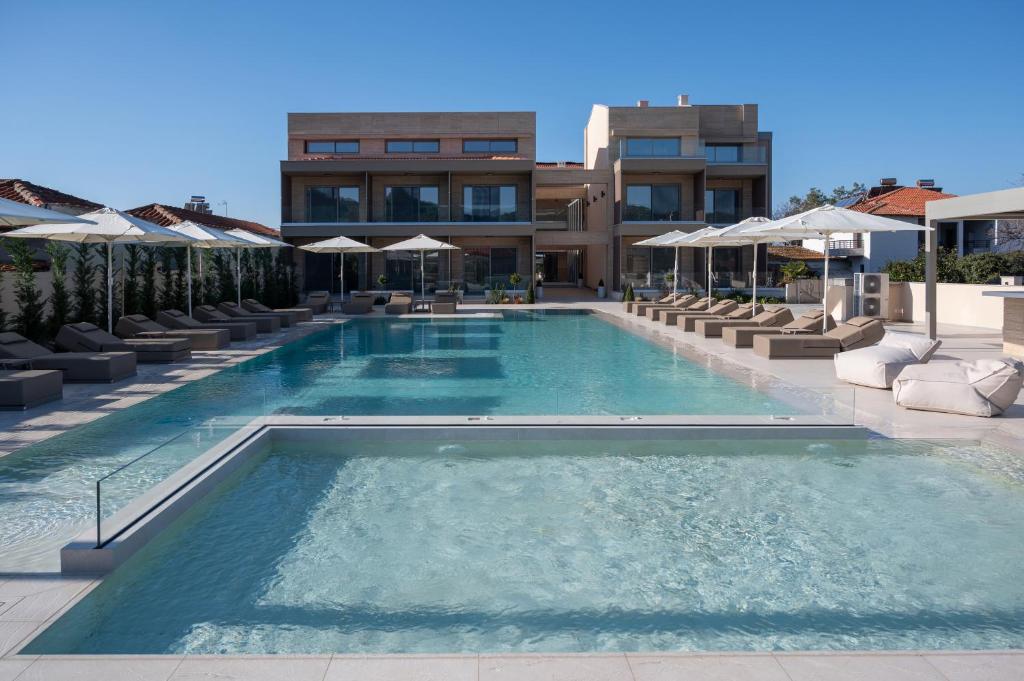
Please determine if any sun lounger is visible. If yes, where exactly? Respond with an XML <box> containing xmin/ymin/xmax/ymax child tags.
<box><xmin>661</xmin><ymin>299</ymin><xmax>738</xmax><ymax>327</ymax></box>
<box><xmin>219</xmin><ymin>302</ymin><xmax>291</xmax><ymax>328</ymax></box>
<box><xmin>242</xmin><ymin>298</ymin><xmax>313</xmax><ymax>323</ymax></box>
<box><xmin>835</xmin><ymin>331</ymin><xmax>942</xmax><ymax>389</ymax></box>
<box><xmin>893</xmin><ymin>358</ymin><xmax>1024</xmax><ymax>417</ymax></box>
<box><xmin>206</xmin><ymin>304</ymin><xmax>280</xmax><ymax>333</ymax></box>
<box><xmin>624</xmin><ymin>293</ymin><xmax>675</xmax><ymax>313</ymax></box>
<box><xmin>342</xmin><ymin>292</ymin><xmax>375</xmax><ymax>315</ymax></box>
<box><xmin>694</xmin><ymin>306</ymin><xmax>794</xmax><ymax>338</ymax></box>
<box><xmin>635</xmin><ymin>295</ymin><xmax>701</xmax><ymax>319</ymax></box>
<box><xmin>57</xmin><ymin>322</ymin><xmax>191</xmax><ymax>363</ymax></box>
<box><xmin>676</xmin><ymin>302</ymin><xmax>760</xmax><ymax>332</ymax></box>
<box><xmin>0</xmin><ymin>369</ymin><xmax>63</xmax><ymax>410</ymax></box>
<box><xmin>721</xmin><ymin>309</ymin><xmax>834</xmax><ymax>348</ymax></box>
<box><xmin>752</xmin><ymin>316</ymin><xmax>885</xmax><ymax>359</ymax></box>
<box><xmin>0</xmin><ymin>332</ymin><xmax>136</xmax><ymax>383</ymax></box>
<box><xmin>158</xmin><ymin>309</ymin><xmax>257</xmax><ymax>341</ymax></box>
<box><xmin>432</xmin><ymin>292</ymin><xmax>458</xmax><ymax>314</ymax></box>
<box><xmin>385</xmin><ymin>293</ymin><xmax>413</xmax><ymax>315</ymax></box>
<box><xmin>116</xmin><ymin>314</ymin><xmax>230</xmax><ymax>350</ymax></box>
<box><xmin>299</xmin><ymin>290</ymin><xmax>330</xmax><ymax>315</ymax></box>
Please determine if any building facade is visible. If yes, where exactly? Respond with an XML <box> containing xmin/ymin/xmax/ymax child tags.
<box><xmin>279</xmin><ymin>96</ymin><xmax>772</xmax><ymax>296</ymax></box>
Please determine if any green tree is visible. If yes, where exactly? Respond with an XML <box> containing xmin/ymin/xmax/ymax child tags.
<box><xmin>780</xmin><ymin>260</ymin><xmax>814</xmax><ymax>283</ymax></box>
<box><xmin>774</xmin><ymin>182</ymin><xmax>867</xmax><ymax>218</ymax></box>
<box><xmin>46</xmin><ymin>242</ymin><xmax>72</xmax><ymax>338</ymax></box>
<box><xmin>122</xmin><ymin>245</ymin><xmax>142</xmax><ymax>315</ymax></box>
<box><xmin>72</xmin><ymin>244</ymin><xmax>97</xmax><ymax>324</ymax></box>
<box><xmin>95</xmin><ymin>244</ymin><xmax>120</xmax><ymax>328</ymax></box>
<box><xmin>212</xmin><ymin>251</ymin><xmax>235</xmax><ymax>303</ymax></box>
<box><xmin>240</xmin><ymin>249</ymin><xmax>258</xmax><ymax>300</ymax></box>
<box><xmin>141</xmin><ymin>248</ymin><xmax>159</xmax><ymax>318</ymax></box>
<box><xmin>159</xmin><ymin>247</ymin><xmax>176</xmax><ymax>311</ymax></box>
<box><xmin>172</xmin><ymin>248</ymin><xmax>188</xmax><ymax>311</ymax></box>
<box><xmin>623</xmin><ymin>283</ymin><xmax>635</xmax><ymax>302</ymax></box>
<box><xmin>5</xmin><ymin>239</ymin><xmax>47</xmax><ymax>341</ymax></box>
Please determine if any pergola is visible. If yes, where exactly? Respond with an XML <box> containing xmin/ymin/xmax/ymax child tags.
<box><xmin>924</xmin><ymin>187</ymin><xmax>1024</xmax><ymax>339</ymax></box>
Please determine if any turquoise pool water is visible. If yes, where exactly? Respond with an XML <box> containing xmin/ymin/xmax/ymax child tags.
<box><xmin>0</xmin><ymin>311</ymin><xmax>798</xmax><ymax>571</ymax></box>
<box><xmin>26</xmin><ymin>437</ymin><xmax>1024</xmax><ymax>654</ymax></box>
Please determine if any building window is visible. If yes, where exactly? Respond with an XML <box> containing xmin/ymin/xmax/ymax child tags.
<box><xmin>305</xmin><ymin>186</ymin><xmax>360</xmax><ymax>222</ymax></box>
<box><xmin>462</xmin><ymin>246</ymin><xmax>519</xmax><ymax>291</ymax></box>
<box><xmin>624</xmin><ymin>138</ymin><xmax>681</xmax><ymax>157</ymax></box>
<box><xmin>463</xmin><ymin>139</ymin><xmax>518</xmax><ymax>153</ymax></box>
<box><xmin>305</xmin><ymin>140</ymin><xmax>359</xmax><ymax>154</ymax></box>
<box><xmin>386</xmin><ymin>139</ymin><xmax>440</xmax><ymax>153</ymax></box>
<box><xmin>463</xmin><ymin>185</ymin><xmax>518</xmax><ymax>222</ymax></box>
<box><xmin>705</xmin><ymin>189</ymin><xmax>739</xmax><ymax>224</ymax></box>
<box><xmin>622</xmin><ymin>245</ymin><xmax>677</xmax><ymax>289</ymax></box>
<box><xmin>624</xmin><ymin>185</ymin><xmax>681</xmax><ymax>221</ymax></box>
<box><xmin>384</xmin><ymin>186</ymin><xmax>439</xmax><ymax>222</ymax></box>
<box><xmin>705</xmin><ymin>144</ymin><xmax>742</xmax><ymax>163</ymax></box>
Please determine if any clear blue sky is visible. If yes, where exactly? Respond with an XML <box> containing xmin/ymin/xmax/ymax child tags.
<box><xmin>4</xmin><ymin>0</ymin><xmax>1022</xmax><ymax>228</ymax></box>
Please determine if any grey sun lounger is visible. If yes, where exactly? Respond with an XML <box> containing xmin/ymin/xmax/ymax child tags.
<box><xmin>342</xmin><ymin>292</ymin><xmax>375</xmax><ymax>315</ymax></box>
<box><xmin>242</xmin><ymin>298</ymin><xmax>313</xmax><ymax>323</ymax></box>
<box><xmin>722</xmin><ymin>309</ymin><xmax>836</xmax><ymax>348</ymax></box>
<box><xmin>299</xmin><ymin>290</ymin><xmax>330</xmax><ymax>315</ymax></box>
<box><xmin>661</xmin><ymin>299</ymin><xmax>738</xmax><ymax>327</ymax></box>
<box><xmin>752</xmin><ymin>316</ymin><xmax>886</xmax><ymax>359</ymax></box>
<box><xmin>158</xmin><ymin>309</ymin><xmax>257</xmax><ymax>341</ymax></box>
<box><xmin>219</xmin><ymin>302</ymin><xmax>290</xmax><ymax>328</ymax></box>
<box><xmin>385</xmin><ymin>293</ymin><xmax>413</xmax><ymax>315</ymax></box>
<box><xmin>0</xmin><ymin>369</ymin><xmax>63</xmax><ymax>410</ymax></box>
<box><xmin>432</xmin><ymin>292</ymin><xmax>458</xmax><ymax>314</ymax></box>
<box><xmin>694</xmin><ymin>306</ymin><xmax>794</xmax><ymax>338</ymax></box>
<box><xmin>0</xmin><ymin>332</ymin><xmax>136</xmax><ymax>383</ymax></box>
<box><xmin>624</xmin><ymin>293</ymin><xmax>675</xmax><ymax>314</ymax></box>
<box><xmin>646</xmin><ymin>296</ymin><xmax>714</xmax><ymax>322</ymax></box>
<box><xmin>676</xmin><ymin>302</ymin><xmax>760</xmax><ymax>333</ymax></box>
<box><xmin>634</xmin><ymin>294</ymin><xmax>700</xmax><ymax>318</ymax></box>
<box><xmin>116</xmin><ymin>315</ymin><xmax>230</xmax><ymax>350</ymax></box>
<box><xmin>57</xmin><ymin>322</ymin><xmax>192</xmax><ymax>364</ymax></box>
<box><xmin>201</xmin><ymin>304</ymin><xmax>279</xmax><ymax>333</ymax></box>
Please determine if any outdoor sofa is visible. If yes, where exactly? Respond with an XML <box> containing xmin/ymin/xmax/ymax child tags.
<box><xmin>432</xmin><ymin>292</ymin><xmax>458</xmax><ymax>314</ymax></box>
<box><xmin>242</xmin><ymin>298</ymin><xmax>313</xmax><ymax>323</ymax></box>
<box><xmin>751</xmin><ymin>316</ymin><xmax>885</xmax><ymax>359</ymax></box>
<box><xmin>116</xmin><ymin>314</ymin><xmax>230</xmax><ymax>350</ymax></box>
<box><xmin>57</xmin><ymin>322</ymin><xmax>191</xmax><ymax>364</ymax></box>
<box><xmin>201</xmin><ymin>304</ymin><xmax>279</xmax><ymax>333</ymax></box>
<box><xmin>694</xmin><ymin>306</ymin><xmax>794</xmax><ymax>338</ymax></box>
<box><xmin>834</xmin><ymin>331</ymin><xmax>942</xmax><ymax>389</ymax></box>
<box><xmin>661</xmin><ymin>299</ymin><xmax>738</xmax><ymax>327</ymax></box>
<box><xmin>0</xmin><ymin>369</ymin><xmax>63</xmax><ymax>410</ymax></box>
<box><xmin>0</xmin><ymin>332</ymin><xmax>136</xmax><ymax>383</ymax></box>
<box><xmin>893</xmin><ymin>358</ymin><xmax>1024</xmax><ymax>417</ymax></box>
<box><xmin>721</xmin><ymin>309</ymin><xmax>835</xmax><ymax>348</ymax></box>
<box><xmin>342</xmin><ymin>292</ymin><xmax>375</xmax><ymax>315</ymax></box>
<box><xmin>158</xmin><ymin>309</ymin><xmax>257</xmax><ymax>341</ymax></box>
<box><xmin>385</xmin><ymin>293</ymin><xmax>413</xmax><ymax>315</ymax></box>
<box><xmin>299</xmin><ymin>290</ymin><xmax>330</xmax><ymax>315</ymax></box>
<box><xmin>219</xmin><ymin>302</ymin><xmax>291</xmax><ymax>328</ymax></box>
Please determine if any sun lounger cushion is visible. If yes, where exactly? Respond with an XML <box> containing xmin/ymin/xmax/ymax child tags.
<box><xmin>0</xmin><ymin>370</ymin><xmax>63</xmax><ymax>409</ymax></box>
<box><xmin>893</xmin><ymin>358</ymin><xmax>1024</xmax><ymax>417</ymax></box>
<box><xmin>0</xmin><ymin>332</ymin><xmax>136</xmax><ymax>383</ymax></box>
<box><xmin>877</xmin><ymin>331</ymin><xmax>942</xmax><ymax>362</ymax></box>
<box><xmin>835</xmin><ymin>345</ymin><xmax>927</xmax><ymax>389</ymax></box>
<box><xmin>159</xmin><ymin>309</ymin><xmax>257</xmax><ymax>341</ymax></box>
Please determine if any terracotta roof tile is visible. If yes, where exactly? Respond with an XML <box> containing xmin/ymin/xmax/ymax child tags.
<box><xmin>848</xmin><ymin>186</ymin><xmax>957</xmax><ymax>217</ymax></box>
<box><xmin>768</xmin><ymin>245</ymin><xmax>835</xmax><ymax>261</ymax></box>
<box><xmin>127</xmin><ymin>204</ymin><xmax>278</xmax><ymax>237</ymax></box>
<box><xmin>0</xmin><ymin>178</ymin><xmax>103</xmax><ymax>210</ymax></box>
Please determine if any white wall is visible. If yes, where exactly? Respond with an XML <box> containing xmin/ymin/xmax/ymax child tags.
<box><xmin>888</xmin><ymin>281</ymin><xmax>1024</xmax><ymax>330</ymax></box>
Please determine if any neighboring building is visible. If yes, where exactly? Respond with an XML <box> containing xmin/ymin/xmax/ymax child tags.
<box><xmin>0</xmin><ymin>178</ymin><xmax>103</xmax><ymax>221</ymax></box>
<box><xmin>128</xmin><ymin>203</ymin><xmax>278</xmax><ymax>237</ymax></box>
<box><xmin>184</xmin><ymin>195</ymin><xmax>213</xmax><ymax>215</ymax></box>
<box><xmin>279</xmin><ymin>95</ymin><xmax>772</xmax><ymax>295</ymax></box>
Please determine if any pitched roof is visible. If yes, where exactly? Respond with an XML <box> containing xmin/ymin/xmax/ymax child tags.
<box><xmin>127</xmin><ymin>203</ymin><xmax>278</xmax><ymax>236</ymax></box>
<box><xmin>848</xmin><ymin>186</ymin><xmax>957</xmax><ymax>217</ymax></box>
<box><xmin>767</xmin><ymin>245</ymin><xmax>834</xmax><ymax>261</ymax></box>
<box><xmin>0</xmin><ymin>178</ymin><xmax>103</xmax><ymax>211</ymax></box>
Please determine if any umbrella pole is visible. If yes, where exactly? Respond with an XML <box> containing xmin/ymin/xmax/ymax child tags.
<box><xmin>236</xmin><ymin>250</ymin><xmax>242</xmax><ymax>305</ymax></box>
<box><xmin>420</xmin><ymin>251</ymin><xmax>426</xmax><ymax>311</ymax></box>
<box><xmin>822</xmin><ymin>235</ymin><xmax>831</xmax><ymax>333</ymax></box>
<box><xmin>339</xmin><ymin>253</ymin><xmax>345</xmax><ymax>301</ymax></box>
<box><xmin>752</xmin><ymin>239</ymin><xmax>758</xmax><ymax>306</ymax></box>
<box><xmin>672</xmin><ymin>247</ymin><xmax>678</xmax><ymax>301</ymax></box>
<box><xmin>707</xmin><ymin>246</ymin><xmax>713</xmax><ymax>309</ymax></box>
<box><xmin>187</xmin><ymin>245</ymin><xmax>193</xmax><ymax>317</ymax></box>
<box><xmin>106</xmin><ymin>242</ymin><xmax>113</xmax><ymax>333</ymax></box>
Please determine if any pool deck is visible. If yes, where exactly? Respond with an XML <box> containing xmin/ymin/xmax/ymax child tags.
<box><xmin>2</xmin><ymin>301</ymin><xmax>1024</xmax><ymax>679</ymax></box>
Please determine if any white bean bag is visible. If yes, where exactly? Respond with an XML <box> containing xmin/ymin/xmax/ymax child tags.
<box><xmin>834</xmin><ymin>332</ymin><xmax>942</xmax><ymax>389</ymax></box>
<box><xmin>893</xmin><ymin>358</ymin><xmax>1024</xmax><ymax>417</ymax></box>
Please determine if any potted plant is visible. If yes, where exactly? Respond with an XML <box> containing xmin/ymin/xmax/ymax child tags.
<box><xmin>526</xmin><ymin>280</ymin><xmax>536</xmax><ymax>304</ymax></box>
<box><xmin>375</xmin><ymin>274</ymin><xmax>388</xmax><ymax>305</ymax></box>
<box><xmin>508</xmin><ymin>272</ymin><xmax>522</xmax><ymax>296</ymax></box>
<box><xmin>597</xmin><ymin>278</ymin><xmax>606</xmax><ymax>298</ymax></box>
<box><xmin>623</xmin><ymin>283</ymin><xmax>635</xmax><ymax>302</ymax></box>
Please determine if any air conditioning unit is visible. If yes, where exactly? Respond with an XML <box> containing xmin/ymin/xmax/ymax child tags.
<box><xmin>854</xmin><ymin>272</ymin><xmax>889</xmax><ymax>319</ymax></box>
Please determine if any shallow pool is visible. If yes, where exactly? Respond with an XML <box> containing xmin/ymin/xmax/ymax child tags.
<box><xmin>25</xmin><ymin>437</ymin><xmax>1024</xmax><ymax>653</ymax></box>
<box><xmin>0</xmin><ymin>311</ymin><xmax>799</xmax><ymax>571</ymax></box>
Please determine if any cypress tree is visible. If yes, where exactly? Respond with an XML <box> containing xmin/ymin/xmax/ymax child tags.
<box><xmin>72</xmin><ymin>244</ymin><xmax>97</xmax><ymax>324</ymax></box>
<box><xmin>5</xmin><ymin>238</ymin><xmax>47</xmax><ymax>341</ymax></box>
<box><xmin>159</xmin><ymin>247</ymin><xmax>176</xmax><ymax>311</ymax></box>
<box><xmin>122</xmin><ymin>245</ymin><xmax>142</xmax><ymax>315</ymax></box>
<box><xmin>173</xmin><ymin>248</ymin><xmax>188</xmax><ymax>310</ymax></box>
<box><xmin>141</xmin><ymin>248</ymin><xmax>159</xmax><ymax>318</ymax></box>
<box><xmin>46</xmin><ymin>242</ymin><xmax>72</xmax><ymax>339</ymax></box>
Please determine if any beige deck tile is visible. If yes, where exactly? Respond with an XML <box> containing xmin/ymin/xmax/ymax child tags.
<box><xmin>923</xmin><ymin>652</ymin><xmax>1024</xmax><ymax>681</ymax></box>
<box><xmin>325</xmin><ymin>654</ymin><xmax>478</xmax><ymax>681</ymax></box>
<box><xmin>480</xmin><ymin>653</ymin><xmax>633</xmax><ymax>681</ymax></box>
<box><xmin>172</xmin><ymin>655</ymin><xmax>329</xmax><ymax>681</ymax></box>
<box><xmin>777</xmin><ymin>652</ymin><xmax>947</xmax><ymax>681</ymax></box>
<box><xmin>628</xmin><ymin>653</ymin><xmax>790</xmax><ymax>681</ymax></box>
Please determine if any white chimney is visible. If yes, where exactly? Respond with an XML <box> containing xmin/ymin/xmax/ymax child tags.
<box><xmin>677</xmin><ymin>94</ymin><xmax>690</xmax><ymax>106</ymax></box>
<box><xmin>636</xmin><ymin>99</ymin><xmax>649</xmax><ymax>108</ymax></box>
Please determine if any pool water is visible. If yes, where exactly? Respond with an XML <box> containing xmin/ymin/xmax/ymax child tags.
<box><xmin>0</xmin><ymin>311</ymin><xmax>796</xmax><ymax>571</ymax></box>
<box><xmin>26</xmin><ymin>437</ymin><xmax>1024</xmax><ymax>654</ymax></box>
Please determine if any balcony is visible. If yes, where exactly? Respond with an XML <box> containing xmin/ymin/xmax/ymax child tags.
<box><xmin>281</xmin><ymin>202</ymin><xmax>535</xmax><ymax>238</ymax></box>
<box><xmin>828</xmin><ymin>238</ymin><xmax>864</xmax><ymax>256</ymax></box>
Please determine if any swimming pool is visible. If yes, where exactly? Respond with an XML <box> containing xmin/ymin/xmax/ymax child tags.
<box><xmin>25</xmin><ymin>436</ymin><xmax>1024</xmax><ymax>654</ymax></box>
<box><xmin>0</xmin><ymin>311</ymin><xmax>808</xmax><ymax>571</ymax></box>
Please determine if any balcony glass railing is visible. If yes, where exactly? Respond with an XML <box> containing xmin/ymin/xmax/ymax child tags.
<box><xmin>705</xmin><ymin>145</ymin><xmax>768</xmax><ymax>164</ymax></box>
<box><xmin>618</xmin><ymin>139</ymin><xmax>703</xmax><ymax>159</ymax></box>
<box><xmin>300</xmin><ymin>203</ymin><xmax>533</xmax><ymax>224</ymax></box>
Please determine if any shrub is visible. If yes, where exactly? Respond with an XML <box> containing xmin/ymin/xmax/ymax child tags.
<box><xmin>5</xmin><ymin>238</ymin><xmax>47</xmax><ymax>341</ymax></box>
<box><xmin>780</xmin><ymin>260</ymin><xmax>814</xmax><ymax>283</ymax></box>
<box><xmin>72</xmin><ymin>244</ymin><xmax>98</xmax><ymax>324</ymax></box>
<box><xmin>122</xmin><ymin>245</ymin><xmax>142</xmax><ymax>315</ymax></box>
<box><xmin>46</xmin><ymin>242</ymin><xmax>72</xmax><ymax>338</ymax></box>
<box><xmin>488</xmin><ymin>283</ymin><xmax>506</xmax><ymax>304</ymax></box>
<box><xmin>509</xmin><ymin>272</ymin><xmax>522</xmax><ymax>289</ymax></box>
<box><xmin>525</xmin><ymin>280</ymin><xmax>535</xmax><ymax>304</ymax></box>
<box><xmin>141</xmin><ymin>248</ymin><xmax>159</xmax><ymax>318</ymax></box>
<box><xmin>882</xmin><ymin>248</ymin><xmax>1022</xmax><ymax>284</ymax></box>
<box><xmin>623</xmin><ymin>283</ymin><xmax>635</xmax><ymax>302</ymax></box>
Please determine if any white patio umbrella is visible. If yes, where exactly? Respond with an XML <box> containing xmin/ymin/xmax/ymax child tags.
<box><xmin>0</xmin><ymin>196</ymin><xmax>97</xmax><ymax>227</ymax></box>
<box><xmin>298</xmin><ymin>236</ymin><xmax>379</xmax><ymax>301</ymax></box>
<box><xmin>634</xmin><ymin>230</ymin><xmax>690</xmax><ymax>300</ymax></box>
<box><xmin>381</xmin><ymin>234</ymin><xmax>459</xmax><ymax>310</ymax></box>
<box><xmin>665</xmin><ymin>226</ymin><xmax>724</xmax><ymax>309</ymax></box>
<box><xmin>687</xmin><ymin>216</ymin><xmax>782</xmax><ymax>304</ymax></box>
<box><xmin>163</xmin><ymin>221</ymin><xmax>249</xmax><ymax>316</ymax></box>
<box><xmin>3</xmin><ymin>207</ymin><xmax>193</xmax><ymax>332</ymax></box>
<box><xmin>223</xmin><ymin>229</ymin><xmax>292</xmax><ymax>306</ymax></box>
<box><xmin>746</xmin><ymin>204</ymin><xmax>933</xmax><ymax>331</ymax></box>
